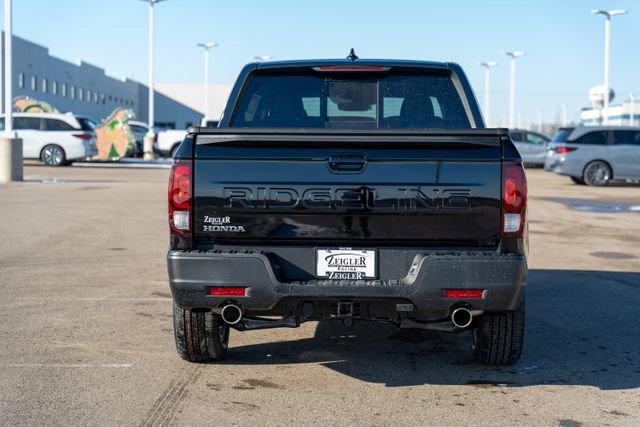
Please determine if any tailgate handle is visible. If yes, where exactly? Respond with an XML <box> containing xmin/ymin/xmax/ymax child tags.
<box><xmin>328</xmin><ymin>153</ymin><xmax>366</xmax><ymax>173</ymax></box>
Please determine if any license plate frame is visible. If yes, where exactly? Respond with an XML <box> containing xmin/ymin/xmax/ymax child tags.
<box><xmin>315</xmin><ymin>248</ymin><xmax>377</xmax><ymax>280</ymax></box>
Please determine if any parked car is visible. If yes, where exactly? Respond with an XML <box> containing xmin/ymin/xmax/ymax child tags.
<box><xmin>156</xmin><ymin>128</ymin><xmax>187</xmax><ymax>158</ymax></box>
<box><xmin>545</xmin><ymin>126</ymin><xmax>640</xmax><ymax>186</ymax></box>
<box><xmin>0</xmin><ymin>113</ymin><xmax>97</xmax><ymax>166</ymax></box>
<box><xmin>168</xmin><ymin>58</ymin><xmax>528</xmax><ymax>366</ymax></box>
<box><xmin>127</xmin><ymin>120</ymin><xmax>161</xmax><ymax>158</ymax></box>
<box><xmin>127</xmin><ymin>122</ymin><xmax>185</xmax><ymax>158</ymax></box>
<box><xmin>510</xmin><ymin>129</ymin><xmax>550</xmax><ymax>166</ymax></box>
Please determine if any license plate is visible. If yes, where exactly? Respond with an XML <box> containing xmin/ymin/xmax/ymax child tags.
<box><xmin>316</xmin><ymin>248</ymin><xmax>376</xmax><ymax>280</ymax></box>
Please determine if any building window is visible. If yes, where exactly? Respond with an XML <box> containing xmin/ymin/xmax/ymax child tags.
<box><xmin>70</xmin><ymin>86</ymin><xmax>75</xmax><ymax>99</ymax></box>
<box><xmin>61</xmin><ymin>83</ymin><xmax>67</xmax><ymax>97</ymax></box>
<box><xmin>52</xmin><ymin>81</ymin><xmax>58</xmax><ymax>95</ymax></box>
<box><xmin>78</xmin><ymin>88</ymin><xmax>83</xmax><ymax>101</ymax></box>
<box><xmin>41</xmin><ymin>78</ymin><xmax>48</xmax><ymax>93</ymax></box>
<box><xmin>30</xmin><ymin>76</ymin><xmax>37</xmax><ymax>91</ymax></box>
<box><xmin>86</xmin><ymin>90</ymin><xmax>91</xmax><ymax>102</ymax></box>
<box><xmin>18</xmin><ymin>73</ymin><xmax>25</xmax><ymax>88</ymax></box>
<box><xmin>94</xmin><ymin>92</ymin><xmax>99</xmax><ymax>103</ymax></box>
<box><xmin>155</xmin><ymin>121</ymin><xmax>176</xmax><ymax>130</ymax></box>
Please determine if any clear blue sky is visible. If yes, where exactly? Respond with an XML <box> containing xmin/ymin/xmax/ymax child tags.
<box><xmin>6</xmin><ymin>0</ymin><xmax>640</xmax><ymax>125</ymax></box>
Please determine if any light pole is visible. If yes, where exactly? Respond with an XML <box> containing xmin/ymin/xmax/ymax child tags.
<box><xmin>141</xmin><ymin>0</ymin><xmax>166</xmax><ymax>160</ymax></box>
<box><xmin>560</xmin><ymin>104</ymin><xmax>568</xmax><ymax>127</ymax></box>
<box><xmin>592</xmin><ymin>9</ymin><xmax>628</xmax><ymax>125</ymax></box>
<box><xmin>0</xmin><ymin>0</ymin><xmax>22</xmax><ymax>182</ymax></box>
<box><xmin>505</xmin><ymin>51</ymin><xmax>525</xmax><ymax>129</ymax></box>
<box><xmin>479</xmin><ymin>61</ymin><xmax>498</xmax><ymax>127</ymax></box>
<box><xmin>196</xmin><ymin>42</ymin><xmax>218</xmax><ymax>120</ymax></box>
<box><xmin>253</xmin><ymin>55</ymin><xmax>272</xmax><ymax>62</ymax></box>
<box><xmin>196</xmin><ymin>42</ymin><xmax>218</xmax><ymax>119</ymax></box>
<box><xmin>537</xmin><ymin>108</ymin><xmax>542</xmax><ymax>133</ymax></box>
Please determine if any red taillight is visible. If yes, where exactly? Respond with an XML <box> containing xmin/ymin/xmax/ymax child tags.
<box><xmin>502</xmin><ymin>162</ymin><xmax>527</xmax><ymax>236</ymax></box>
<box><xmin>444</xmin><ymin>289</ymin><xmax>485</xmax><ymax>299</ymax></box>
<box><xmin>208</xmin><ymin>286</ymin><xmax>248</xmax><ymax>296</ymax></box>
<box><xmin>72</xmin><ymin>132</ymin><xmax>92</xmax><ymax>141</ymax></box>
<box><xmin>553</xmin><ymin>146</ymin><xmax>577</xmax><ymax>154</ymax></box>
<box><xmin>168</xmin><ymin>159</ymin><xmax>192</xmax><ymax>236</ymax></box>
<box><xmin>312</xmin><ymin>65</ymin><xmax>391</xmax><ymax>72</ymax></box>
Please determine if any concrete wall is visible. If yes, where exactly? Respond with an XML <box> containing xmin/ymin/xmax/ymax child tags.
<box><xmin>155</xmin><ymin>83</ymin><xmax>232</xmax><ymax>121</ymax></box>
<box><xmin>1</xmin><ymin>33</ymin><xmax>202</xmax><ymax>129</ymax></box>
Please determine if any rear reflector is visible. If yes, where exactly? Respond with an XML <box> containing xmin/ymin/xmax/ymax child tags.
<box><xmin>208</xmin><ymin>286</ymin><xmax>248</xmax><ymax>296</ymax></box>
<box><xmin>553</xmin><ymin>146</ymin><xmax>577</xmax><ymax>154</ymax></box>
<box><xmin>312</xmin><ymin>65</ymin><xmax>391</xmax><ymax>72</ymax></box>
<box><xmin>444</xmin><ymin>289</ymin><xmax>485</xmax><ymax>299</ymax></box>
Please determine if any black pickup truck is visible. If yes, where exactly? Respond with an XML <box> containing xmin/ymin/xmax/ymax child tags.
<box><xmin>168</xmin><ymin>56</ymin><xmax>528</xmax><ymax>365</ymax></box>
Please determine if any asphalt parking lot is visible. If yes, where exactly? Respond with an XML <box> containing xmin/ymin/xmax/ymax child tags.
<box><xmin>1</xmin><ymin>165</ymin><xmax>639</xmax><ymax>426</ymax></box>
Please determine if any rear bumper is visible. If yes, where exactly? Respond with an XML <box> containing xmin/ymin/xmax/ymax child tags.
<box><xmin>167</xmin><ymin>249</ymin><xmax>527</xmax><ymax>320</ymax></box>
<box><xmin>544</xmin><ymin>155</ymin><xmax>583</xmax><ymax>178</ymax></box>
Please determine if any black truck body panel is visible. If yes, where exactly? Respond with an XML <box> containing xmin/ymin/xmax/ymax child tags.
<box><xmin>168</xmin><ymin>59</ymin><xmax>527</xmax><ymax>328</ymax></box>
<box><xmin>192</xmin><ymin>130</ymin><xmax>503</xmax><ymax>246</ymax></box>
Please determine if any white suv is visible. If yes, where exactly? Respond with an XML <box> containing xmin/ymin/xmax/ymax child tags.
<box><xmin>0</xmin><ymin>113</ymin><xmax>98</xmax><ymax>166</ymax></box>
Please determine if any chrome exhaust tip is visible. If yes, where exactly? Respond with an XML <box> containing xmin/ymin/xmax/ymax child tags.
<box><xmin>451</xmin><ymin>307</ymin><xmax>473</xmax><ymax>329</ymax></box>
<box><xmin>221</xmin><ymin>304</ymin><xmax>242</xmax><ymax>325</ymax></box>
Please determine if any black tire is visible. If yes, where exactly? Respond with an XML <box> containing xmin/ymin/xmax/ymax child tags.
<box><xmin>583</xmin><ymin>160</ymin><xmax>612</xmax><ymax>186</ymax></box>
<box><xmin>41</xmin><ymin>144</ymin><xmax>67</xmax><ymax>166</ymax></box>
<box><xmin>173</xmin><ymin>301</ymin><xmax>229</xmax><ymax>363</ymax></box>
<box><xmin>570</xmin><ymin>176</ymin><xmax>585</xmax><ymax>185</ymax></box>
<box><xmin>472</xmin><ymin>299</ymin><xmax>525</xmax><ymax>366</ymax></box>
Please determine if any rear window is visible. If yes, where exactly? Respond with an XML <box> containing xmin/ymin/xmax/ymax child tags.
<box><xmin>77</xmin><ymin>117</ymin><xmax>96</xmax><ymax>131</ymax></box>
<box><xmin>231</xmin><ymin>71</ymin><xmax>471</xmax><ymax>129</ymax></box>
<box><xmin>574</xmin><ymin>131</ymin><xmax>608</xmax><ymax>145</ymax></box>
<box><xmin>526</xmin><ymin>132</ymin><xmax>549</xmax><ymax>145</ymax></box>
<box><xmin>551</xmin><ymin>128</ymin><xmax>574</xmax><ymax>143</ymax></box>
<box><xmin>510</xmin><ymin>131</ymin><xmax>524</xmax><ymax>142</ymax></box>
<box><xmin>130</xmin><ymin>125</ymin><xmax>148</xmax><ymax>136</ymax></box>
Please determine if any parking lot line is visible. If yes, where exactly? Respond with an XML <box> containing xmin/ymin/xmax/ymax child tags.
<box><xmin>14</xmin><ymin>297</ymin><xmax>172</xmax><ymax>302</ymax></box>
<box><xmin>2</xmin><ymin>363</ymin><xmax>133</xmax><ymax>368</ymax></box>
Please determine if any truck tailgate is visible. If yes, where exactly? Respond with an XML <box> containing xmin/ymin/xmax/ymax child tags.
<box><xmin>192</xmin><ymin>130</ymin><xmax>503</xmax><ymax>246</ymax></box>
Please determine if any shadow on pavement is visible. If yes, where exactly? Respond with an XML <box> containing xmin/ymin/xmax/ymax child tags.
<box><xmin>224</xmin><ymin>269</ymin><xmax>640</xmax><ymax>390</ymax></box>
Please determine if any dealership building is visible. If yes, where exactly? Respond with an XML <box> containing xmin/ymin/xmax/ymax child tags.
<box><xmin>580</xmin><ymin>102</ymin><xmax>640</xmax><ymax>126</ymax></box>
<box><xmin>1</xmin><ymin>32</ymin><xmax>205</xmax><ymax>129</ymax></box>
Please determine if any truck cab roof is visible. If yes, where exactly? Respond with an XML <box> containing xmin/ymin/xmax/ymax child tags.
<box><xmin>248</xmin><ymin>58</ymin><xmax>455</xmax><ymax>71</ymax></box>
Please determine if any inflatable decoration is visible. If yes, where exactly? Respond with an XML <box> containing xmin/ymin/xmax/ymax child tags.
<box><xmin>94</xmin><ymin>108</ymin><xmax>135</xmax><ymax>160</ymax></box>
<box><xmin>13</xmin><ymin>96</ymin><xmax>59</xmax><ymax>113</ymax></box>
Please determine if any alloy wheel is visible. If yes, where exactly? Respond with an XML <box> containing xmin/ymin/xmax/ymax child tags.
<box><xmin>43</xmin><ymin>145</ymin><xmax>64</xmax><ymax>166</ymax></box>
<box><xmin>584</xmin><ymin>161</ymin><xmax>611</xmax><ymax>186</ymax></box>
